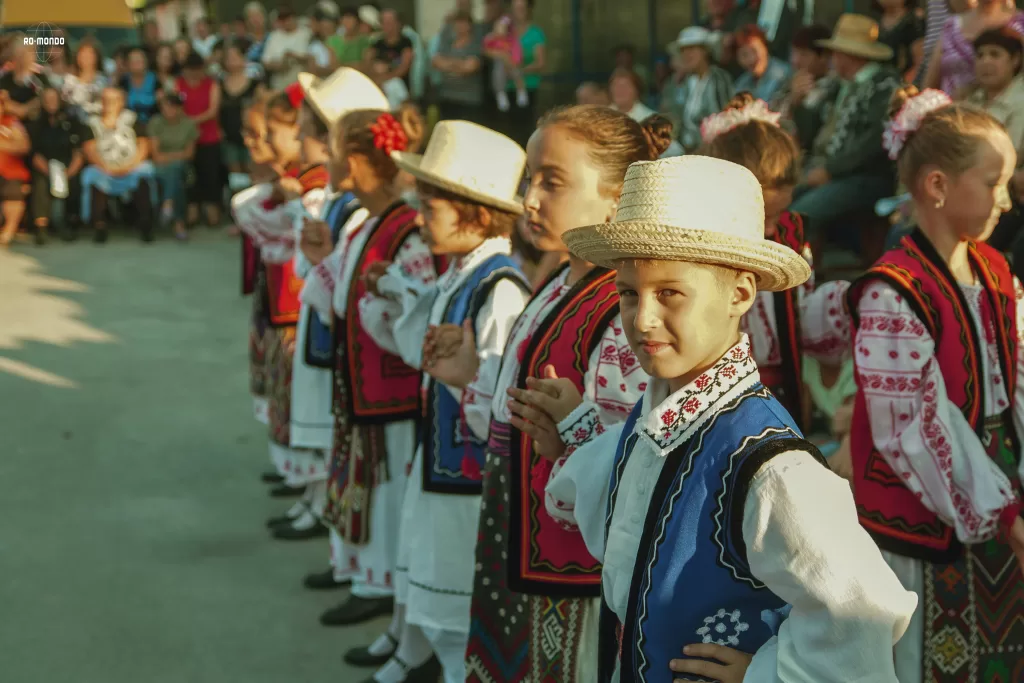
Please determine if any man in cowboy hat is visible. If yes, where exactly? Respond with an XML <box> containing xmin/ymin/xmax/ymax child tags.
<box><xmin>789</xmin><ymin>14</ymin><xmax>901</xmax><ymax>247</ymax></box>
<box><xmin>513</xmin><ymin>155</ymin><xmax>916</xmax><ymax>683</ymax></box>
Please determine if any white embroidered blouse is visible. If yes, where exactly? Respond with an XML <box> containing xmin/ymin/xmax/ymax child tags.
<box><xmin>230</xmin><ymin>184</ymin><xmax>326</xmax><ymax>264</ymax></box>
<box><xmin>546</xmin><ymin>335</ymin><xmax>917</xmax><ymax>682</ymax></box>
<box><xmin>852</xmin><ymin>279</ymin><xmax>1024</xmax><ymax>544</ymax></box>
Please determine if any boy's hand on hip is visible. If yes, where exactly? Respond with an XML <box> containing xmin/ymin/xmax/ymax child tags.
<box><xmin>670</xmin><ymin>643</ymin><xmax>752</xmax><ymax>683</ymax></box>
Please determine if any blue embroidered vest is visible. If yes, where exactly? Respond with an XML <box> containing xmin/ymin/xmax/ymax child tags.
<box><xmin>597</xmin><ymin>384</ymin><xmax>826</xmax><ymax>683</ymax></box>
<box><xmin>422</xmin><ymin>253</ymin><xmax>529</xmax><ymax>495</ymax></box>
<box><xmin>304</xmin><ymin>194</ymin><xmax>358</xmax><ymax>369</ymax></box>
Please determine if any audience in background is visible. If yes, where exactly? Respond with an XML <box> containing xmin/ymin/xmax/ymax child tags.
<box><xmin>192</xmin><ymin>18</ymin><xmax>220</xmax><ymax>61</ymax></box>
<box><xmin>660</xmin><ymin>26</ymin><xmax>734</xmax><ymax>151</ymax></box>
<box><xmin>245</xmin><ymin>2</ymin><xmax>271</xmax><ymax>63</ymax></box>
<box><xmin>154</xmin><ymin>45</ymin><xmax>180</xmax><ymax>94</ymax></box>
<box><xmin>173</xmin><ymin>38</ymin><xmax>193</xmax><ymax>70</ymax></box>
<box><xmin>367</xmin><ymin>8</ymin><xmax>415</xmax><ymax>94</ymax></box>
<box><xmin>773</xmin><ymin>24</ymin><xmax>836</xmax><ymax>153</ymax></box>
<box><xmin>44</xmin><ymin>43</ymin><xmax>73</xmax><ymax>91</ymax></box>
<box><xmin>609</xmin><ymin>68</ymin><xmax>653</xmax><ymax>122</ymax></box>
<box><xmin>575</xmin><ymin>81</ymin><xmax>610</xmax><ymax>105</ymax></box>
<box><xmin>503</xmin><ymin>0</ymin><xmax>545</xmax><ymax>133</ymax></box>
<box><xmin>62</xmin><ymin>40</ymin><xmax>108</xmax><ymax>124</ymax></box>
<box><xmin>122</xmin><ymin>47</ymin><xmax>160</xmax><ymax>124</ymax></box>
<box><xmin>0</xmin><ymin>93</ymin><xmax>31</xmax><ymax>246</ymax></box>
<box><xmin>612</xmin><ymin>44</ymin><xmax>650</xmax><ymax>97</ymax></box>
<box><xmin>28</xmin><ymin>87</ymin><xmax>83</xmax><ymax>243</ymax></box>
<box><xmin>177</xmin><ymin>52</ymin><xmax>222</xmax><ymax>229</ymax></box>
<box><xmin>327</xmin><ymin>7</ymin><xmax>373</xmax><ymax>68</ymax></box>
<box><xmin>0</xmin><ymin>39</ymin><xmax>46</xmax><ymax>121</ymax></box>
<box><xmin>307</xmin><ymin>6</ymin><xmax>338</xmax><ymax>77</ymax></box>
<box><xmin>733</xmin><ymin>24</ymin><xmax>792</xmax><ymax>101</ymax></box>
<box><xmin>148</xmin><ymin>92</ymin><xmax>197</xmax><ymax>241</ymax></box>
<box><xmin>433</xmin><ymin>11</ymin><xmax>484</xmax><ymax>122</ymax></box>
<box><xmin>875</xmin><ymin>0</ymin><xmax>925</xmax><ymax>74</ymax></box>
<box><xmin>262</xmin><ymin>6</ymin><xmax>312</xmax><ymax>90</ymax></box>
<box><xmin>700</xmin><ymin>0</ymin><xmax>756</xmax><ymax>74</ymax></box>
<box><xmin>220</xmin><ymin>42</ymin><xmax>264</xmax><ymax>181</ymax></box>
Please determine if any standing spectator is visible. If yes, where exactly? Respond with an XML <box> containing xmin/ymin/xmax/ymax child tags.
<box><xmin>232</xmin><ymin>16</ymin><xmax>249</xmax><ymax>40</ymax></box>
<box><xmin>80</xmin><ymin>87</ymin><xmax>156</xmax><ymax>244</ymax></box>
<box><xmin>923</xmin><ymin>0</ymin><xmax>1024</xmax><ymax>96</ymax></box>
<box><xmin>659</xmin><ymin>27</ymin><xmax>734</xmax><ymax>151</ymax></box>
<box><xmin>121</xmin><ymin>47</ymin><xmax>160</xmax><ymax>124</ymax></box>
<box><xmin>790</xmin><ymin>15</ymin><xmax>900</xmax><ymax>243</ymax></box>
<box><xmin>62</xmin><ymin>40</ymin><xmax>108</xmax><ymax>124</ymax></box>
<box><xmin>875</xmin><ymin>0</ymin><xmax>926</xmax><ymax>73</ymax></box>
<box><xmin>0</xmin><ymin>38</ymin><xmax>47</xmax><ymax>121</ymax></box>
<box><xmin>433</xmin><ymin>11</ymin><xmax>484</xmax><ymax>122</ymax></box>
<box><xmin>327</xmin><ymin>8</ymin><xmax>374</xmax><ymax>68</ymax></box>
<box><xmin>0</xmin><ymin>94</ymin><xmax>30</xmax><ymax>247</ymax></box>
<box><xmin>141</xmin><ymin>21</ymin><xmax>162</xmax><ymax>68</ymax></box>
<box><xmin>219</xmin><ymin>22</ymin><xmax>233</xmax><ymax>42</ymax></box>
<box><xmin>476</xmin><ymin>0</ymin><xmax>506</xmax><ymax>131</ymax></box>
<box><xmin>755</xmin><ymin>0</ymin><xmax>814</xmax><ymax>60</ymax></box>
<box><xmin>700</xmin><ymin>0</ymin><xmax>757</xmax><ymax>74</ymax></box>
<box><xmin>110</xmin><ymin>45</ymin><xmax>131</xmax><ymax>82</ymax></box>
<box><xmin>173</xmin><ymin>39</ymin><xmax>193</xmax><ymax>71</ymax></box>
<box><xmin>365</xmin><ymin>8</ymin><xmax>415</xmax><ymax>92</ymax></box>
<box><xmin>773</xmin><ymin>24</ymin><xmax>838</xmax><ymax>153</ymax></box>
<box><xmin>220</xmin><ymin>42</ymin><xmax>263</xmax><ymax>179</ymax></box>
<box><xmin>505</xmin><ymin>0</ymin><xmax>545</xmax><ymax>127</ymax></box>
<box><xmin>244</xmin><ymin>2</ymin><xmax>271</xmax><ymax>63</ymax></box>
<box><xmin>43</xmin><ymin>43</ymin><xmax>72</xmax><ymax>91</ymax></box>
<box><xmin>733</xmin><ymin>24</ymin><xmax>791</xmax><ymax>102</ymax></box>
<box><xmin>307</xmin><ymin>6</ymin><xmax>337</xmax><ymax>78</ymax></box>
<box><xmin>154</xmin><ymin>44</ymin><xmax>180</xmax><ymax>94</ymax></box>
<box><xmin>177</xmin><ymin>52</ymin><xmax>222</xmax><ymax>228</ymax></box>
<box><xmin>192</xmin><ymin>18</ymin><xmax>220</xmax><ymax>61</ymax></box>
<box><xmin>261</xmin><ymin>6</ymin><xmax>312</xmax><ymax>90</ymax></box>
<box><xmin>148</xmin><ymin>93</ymin><xmax>197</xmax><ymax>240</ymax></box>
<box><xmin>482</xmin><ymin>11</ymin><xmax>527</xmax><ymax>111</ymax></box>
<box><xmin>28</xmin><ymin>87</ymin><xmax>84</xmax><ymax>243</ymax></box>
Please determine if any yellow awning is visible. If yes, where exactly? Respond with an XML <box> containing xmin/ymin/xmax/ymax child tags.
<box><xmin>3</xmin><ymin>0</ymin><xmax>139</xmax><ymax>27</ymax></box>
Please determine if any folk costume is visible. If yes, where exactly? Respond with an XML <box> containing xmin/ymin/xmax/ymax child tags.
<box><xmin>847</xmin><ymin>230</ymin><xmax>1024</xmax><ymax>683</ymax></box>
<box><xmin>462</xmin><ymin>186</ymin><xmax>646</xmax><ymax>681</ymax></box>
<box><xmin>546</xmin><ymin>156</ymin><xmax>917</xmax><ymax>683</ymax></box>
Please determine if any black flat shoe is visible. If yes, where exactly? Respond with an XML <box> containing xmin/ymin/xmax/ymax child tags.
<box><xmin>358</xmin><ymin>655</ymin><xmax>441</xmax><ymax>683</ymax></box>
<box><xmin>304</xmin><ymin>568</ymin><xmax>351</xmax><ymax>591</ymax></box>
<box><xmin>269</xmin><ymin>484</ymin><xmax>305</xmax><ymax>498</ymax></box>
<box><xmin>93</xmin><ymin>229</ymin><xmax>108</xmax><ymax>244</ymax></box>
<box><xmin>344</xmin><ymin>631</ymin><xmax>398</xmax><ymax>667</ymax></box>
<box><xmin>265</xmin><ymin>513</ymin><xmax>298</xmax><ymax>529</ymax></box>
<box><xmin>261</xmin><ymin>471</ymin><xmax>285</xmax><ymax>484</ymax></box>
<box><xmin>320</xmin><ymin>595</ymin><xmax>394</xmax><ymax>627</ymax></box>
<box><xmin>272</xmin><ymin>522</ymin><xmax>328</xmax><ymax>541</ymax></box>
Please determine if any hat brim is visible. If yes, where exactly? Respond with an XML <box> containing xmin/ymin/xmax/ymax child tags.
<box><xmin>297</xmin><ymin>72</ymin><xmax>327</xmax><ymax>120</ymax></box>
<box><xmin>561</xmin><ymin>222</ymin><xmax>811</xmax><ymax>292</ymax></box>
<box><xmin>391</xmin><ymin>152</ymin><xmax>524</xmax><ymax>215</ymax></box>
<box><xmin>814</xmin><ymin>38</ymin><xmax>893</xmax><ymax>61</ymax></box>
<box><xmin>668</xmin><ymin>39</ymin><xmax>707</xmax><ymax>52</ymax></box>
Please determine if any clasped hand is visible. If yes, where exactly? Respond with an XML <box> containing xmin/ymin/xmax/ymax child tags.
<box><xmin>299</xmin><ymin>216</ymin><xmax>333</xmax><ymax>265</ymax></box>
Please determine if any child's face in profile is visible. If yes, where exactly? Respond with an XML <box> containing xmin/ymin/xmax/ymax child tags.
<box><xmin>416</xmin><ymin>189</ymin><xmax>484</xmax><ymax>256</ymax></box>
<box><xmin>942</xmin><ymin>130</ymin><xmax>1016</xmax><ymax>242</ymax></box>
<box><xmin>615</xmin><ymin>259</ymin><xmax>755</xmax><ymax>392</ymax></box>
<box><xmin>267</xmin><ymin>116</ymin><xmax>301</xmax><ymax>168</ymax></box>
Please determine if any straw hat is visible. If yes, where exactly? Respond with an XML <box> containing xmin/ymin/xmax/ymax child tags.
<box><xmin>391</xmin><ymin>121</ymin><xmax>525</xmax><ymax>215</ymax></box>
<box><xmin>815</xmin><ymin>14</ymin><xmax>894</xmax><ymax>62</ymax></box>
<box><xmin>668</xmin><ymin>26</ymin><xmax>712</xmax><ymax>52</ymax></box>
<box><xmin>561</xmin><ymin>156</ymin><xmax>811</xmax><ymax>292</ymax></box>
<box><xmin>298</xmin><ymin>67</ymin><xmax>390</xmax><ymax>126</ymax></box>
<box><xmin>358</xmin><ymin>5</ymin><xmax>381</xmax><ymax>30</ymax></box>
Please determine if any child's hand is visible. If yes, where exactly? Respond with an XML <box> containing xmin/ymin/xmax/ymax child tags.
<box><xmin>506</xmin><ymin>365</ymin><xmax>584</xmax><ymax>425</ymax></box>
<box><xmin>831</xmin><ymin>398</ymin><xmax>854</xmax><ymax>436</ymax></box>
<box><xmin>278</xmin><ymin>176</ymin><xmax>303</xmax><ymax>197</ymax></box>
<box><xmin>300</xmin><ymin>217</ymin><xmax>333</xmax><ymax>265</ymax></box>
<box><xmin>363</xmin><ymin>261</ymin><xmax>391</xmax><ymax>296</ymax></box>
<box><xmin>669</xmin><ymin>643</ymin><xmax>753</xmax><ymax>683</ymax></box>
<box><xmin>507</xmin><ymin>394</ymin><xmax>566</xmax><ymax>461</ymax></box>
<box><xmin>424</xmin><ymin>323</ymin><xmax>465</xmax><ymax>364</ymax></box>
<box><xmin>424</xmin><ymin>320</ymin><xmax>479</xmax><ymax>388</ymax></box>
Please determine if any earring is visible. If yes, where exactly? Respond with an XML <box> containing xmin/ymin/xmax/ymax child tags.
<box><xmin>935</xmin><ymin>198</ymin><xmax>945</xmax><ymax>209</ymax></box>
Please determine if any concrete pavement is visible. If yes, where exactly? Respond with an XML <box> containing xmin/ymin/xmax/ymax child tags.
<box><xmin>0</xmin><ymin>232</ymin><xmax>386</xmax><ymax>683</ymax></box>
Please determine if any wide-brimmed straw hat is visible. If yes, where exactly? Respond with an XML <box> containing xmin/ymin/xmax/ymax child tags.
<box><xmin>815</xmin><ymin>14</ymin><xmax>893</xmax><ymax>62</ymax></box>
<box><xmin>561</xmin><ymin>156</ymin><xmax>811</xmax><ymax>292</ymax></box>
<box><xmin>668</xmin><ymin>26</ymin><xmax>712</xmax><ymax>52</ymax></box>
<box><xmin>298</xmin><ymin>67</ymin><xmax>389</xmax><ymax>125</ymax></box>
<box><xmin>391</xmin><ymin>120</ymin><xmax>525</xmax><ymax>214</ymax></box>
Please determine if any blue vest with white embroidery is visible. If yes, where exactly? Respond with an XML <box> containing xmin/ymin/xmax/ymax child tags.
<box><xmin>304</xmin><ymin>193</ymin><xmax>358</xmax><ymax>368</ymax></box>
<box><xmin>597</xmin><ymin>382</ymin><xmax>826</xmax><ymax>683</ymax></box>
<box><xmin>422</xmin><ymin>253</ymin><xmax>529</xmax><ymax>495</ymax></box>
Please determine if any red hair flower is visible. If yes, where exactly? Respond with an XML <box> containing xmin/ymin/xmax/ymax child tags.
<box><xmin>284</xmin><ymin>82</ymin><xmax>305</xmax><ymax>110</ymax></box>
<box><xmin>370</xmin><ymin>113</ymin><xmax>408</xmax><ymax>155</ymax></box>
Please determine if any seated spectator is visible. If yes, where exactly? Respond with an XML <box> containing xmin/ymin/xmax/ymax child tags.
<box><xmin>575</xmin><ymin>81</ymin><xmax>610</xmax><ymax>105</ymax></box>
<box><xmin>111</xmin><ymin>45</ymin><xmax>131</xmax><ymax>81</ymax></box>
<box><xmin>44</xmin><ymin>41</ymin><xmax>72</xmax><ymax>90</ymax></box>
<box><xmin>192</xmin><ymin>18</ymin><xmax>220</xmax><ymax>61</ymax></box>
<box><xmin>154</xmin><ymin>44</ymin><xmax>180</xmax><ymax>94</ymax></box>
<box><xmin>28</xmin><ymin>87</ymin><xmax>84</xmax><ymax>243</ymax></box>
<box><xmin>660</xmin><ymin>26</ymin><xmax>734</xmax><ymax>151</ymax></box>
<box><xmin>219</xmin><ymin>22</ymin><xmax>233</xmax><ymax>42</ymax></box>
<box><xmin>306</xmin><ymin>6</ymin><xmax>337</xmax><ymax>78</ymax></box>
<box><xmin>773</xmin><ymin>24</ymin><xmax>837</xmax><ymax>153</ymax></box>
<box><xmin>142</xmin><ymin>20</ymin><xmax>162</xmax><ymax>68</ymax></box>
<box><xmin>233</xmin><ymin>16</ymin><xmax>249</xmax><ymax>40</ymax></box>
<box><xmin>173</xmin><ymin>38</ymin><xmax>193</xmax><ymax>70</ymax></box>
<box><xmin>79</xmin><ymin>87</ymin><xmax>156</xmax><ymax>244</ymax></box>
<box><xmin>177</xmin><ymin>52</ymin><xmax>223</xmax><ymax>228</ymax></box>
<box><xmin>0</xmin><ymin>94</ymin><xmax>30</xmax><ymax>247</ymax></box>
<box><xmin>699</xmin><ymin>0</ymin><xmax>757</xmax><ymax>75</ymax></box>
<box><xmin>121</xmin><ymin>47</ymin><xmax>160</xmax><ymax>124</ymax></box>
<box><xmin>0</xmin><ymin>37</ymin><xmax>47</xmax><ymax>122</ymax></box>
<box><xmin>328</xmin><ymin>7</ymin><xmax>374</xmax><ymax>68</ymax></box>
<box><xmin>148</xmin><ymin>93</ymin><xmax>197</xmax><ymax>241</ymax></box>
<box><xmin>733</xmin><ymin>24</ymin><xmax>791</xmax><ymax>102</ymax></box>
<box><xmin>875</xmin><ymin>0</ymin><xmax>925</xmax><ymax>73</ymax></box>
<box><xmin>610</xmin><ymin>68</ymin><xmax>655</xmax><ymax>121</ymax></box>
<box><xmin>790</xmin><ymin>15</ymin><xmax>900</xmax><ymax>244</ymax></box>
<box><xmin>62</xmin><ymin>39</ymin><xmax>108</xmax><ymax>124</ymax></box>
<box><xmin>612</xmin><ymin>44</ymin><xmax>650</xmax><ymax>97</ymax></box>
<box><xmin>261</xmin><ymin>5</ymin><xmax>312</xmax><ymax>90</ymax></box>
<box><xmin>366</xmin><ymin>9</ymin><xmax>415</xmax><ymax>95</ymax></box>
<box><xmin>433</xmin><ymin>11</ymin><xmax>484</xmax><ymax>122</ymax></box>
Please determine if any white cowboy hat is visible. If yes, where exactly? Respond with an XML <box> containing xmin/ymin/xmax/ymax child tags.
<box><xmin>561</xmin><ymin>156</ymin><xmax>810</xmax><ymax>292</ymax></box>
<box><xmin>298</xmin><ymin>67</ymin><xmax>389</xmax><ymax>126</ymax></box>
<box><xmin>358</xmin><ymin>5</ymin><xmax>381</xmax><ymax>30</ymax></box>
<box><xmin>669</xmin><ymin>26</ymin><xmax>712</xmax><ymax>52</ymax></box>
<box><xmin>815</xmin><ymin>14</ymin><xmax>894</xmax><ymax>62</ymax></box>
<box><xmin>391</xmin><ymin>120</ymin><xmax>525</xmax><ymax>215</ymax></box>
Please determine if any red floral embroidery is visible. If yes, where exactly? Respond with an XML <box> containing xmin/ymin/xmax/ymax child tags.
<box><xmin>695</xmin><ymin>375</ymin><xmax>711</xmax><ymax>390</ymax></box>
<box><xmin>682</xmin><ymin>397</ymin><xmax>701</xmax><ymax>414</ymax></box>
<box><xmin>661</xmin><ymin>409</ymin><xmax>677</xmax><ymax>426</ymax></box>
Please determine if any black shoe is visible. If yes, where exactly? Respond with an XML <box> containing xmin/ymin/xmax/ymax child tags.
<box><xmin>272</xmin><ymin>522</ymin><xmax>328</xmax><ymax>541</ymax></box>
<box><xmin>261</xmin><ymin>471</ymin><xmax>285</xmax><ymax>484</ymax></box>
<box><xmin>268</xmin><ymin>484</ymin><xmax>304</xmax><ymax>498</ymax></box>
<box><xmin>358</xmin><ymin>655</ymin><xmax>441</xmax><ymax>683</ymax></box>
<box><xmin>61</xmin><ymin>226</ymin><xmax>78</xmax><ymax>242</ymax></box>
<box><xmin>344</xmin><ymin>631</ymin><xmax>398</xmax><ymax>668</ymax></box>
<box><xmin>93</xmin><ymin>229</ymin><xmax>108</xmax><ymax>244</ymax></box>
<box><xmin>34</xmin><ymin>226</ymin><xmax>47</xmax><ymax>245</ymax></box>
<box><xmin>304</xmin><ymin>568</ymin><xmax>351</xmax><ymax>591</ymax></box>
<box><xmin>140</xmin><ymin>227</ymin><xmax>154</xmax><ymax>243</ymax></box>
<box><xmin>320</xmin><ymin>595</ymin><xmax>394</xmax><ymax>627</ymax></box>
<box><xmin>265</xmin><ymin>510</ymin><xmax>301</xmax><ymax>529</ymax></box>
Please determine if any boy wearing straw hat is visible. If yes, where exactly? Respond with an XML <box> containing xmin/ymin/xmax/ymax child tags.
<box><xmin>515</xmin><ymin>155</ymin><xmax>916</xmax><ymax>682</ymax></box>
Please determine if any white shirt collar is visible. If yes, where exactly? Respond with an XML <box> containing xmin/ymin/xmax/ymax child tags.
<box><xmin>437</xmin><ymin>237</ymin><xmax>512</xmax><ymax>292</ymax></box>
<box><xmin>636</xmin><ymin>334</ymin><xmax>761</xmax><ymax>456</ymax></box>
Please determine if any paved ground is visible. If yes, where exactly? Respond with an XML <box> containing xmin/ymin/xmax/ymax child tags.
<box><xmin>0</xmin><ymin>231</ymin><xmax>386</xmax><ymax>683</ymax></box>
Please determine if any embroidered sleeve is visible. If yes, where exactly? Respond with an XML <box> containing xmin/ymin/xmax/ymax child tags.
<box><xmin>799</xmin><ymin>280</ymin><xmax>852</xmax><ymax>363</ymax></box>
<box><xmin>300</xmin><ymin>246</ymin><xmax>342</xmax><ymax>323</ymax></box>
<box><xmin>455</xmin><ymin>278</ymin><xmax>531</xmax><ymax>442</ymax></box>
<box><xmin>374</xmin><ymin>263</ymin><xmax>437</xmax><ymax>370</ymax></box>
<box><xmin>292</xmin><ymin>190</ymin><xmax>328</xmax><ymax>278</ymax></box>
<box><xmin>1012</xmin><ymin>278</ymin><xmax>1024</xmax><ymax>487</ymax></box>
<box><xmin>742</xmin><ymin>450</ymin><xmax>917</xmax><ymax>682</ymax></box>
<box><xmin>855</xmin><ymin>280</ymin><xmax>1019</xmax><ymax>542</ymax></box>
<box><xmin>394</xmin><ymin>231</ymin><xmax>438</xmax><ymax>287</ymax></box>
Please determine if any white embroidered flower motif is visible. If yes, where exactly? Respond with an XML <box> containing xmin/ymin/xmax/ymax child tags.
<box><xmin>882</xmin><ymin>88</ymin><xmax>952</xmax><ymax>160</ymax></box>
<box><xmin>695</xmin><ymin>608</ymin><xmax>749</xmax><ymax>647</ymax></box>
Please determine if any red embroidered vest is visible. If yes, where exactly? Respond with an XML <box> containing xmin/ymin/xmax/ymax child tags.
<box><xmin>768</xmin><ymin>211</ymin><xmax>809</xmax><ymax>430</ymax></box>
<box><xmin>508</xmin><ymin>264</ymin><xmax>622</xmax><ymax>596</ymax></box>
<box><xmin>242</xmin><ymin>235</ymin><xmax>258</xmax><ymax>296</ymax></box>
<box><xmin>847</xmin><ymin>231</ymin><xmax>1018</xmax><ymax>562</ymax></box>
<box><xmin>263</xmin><ymin>165</ymin><xmax>329</xmax><ymax>327</ymax></box>
<box><xmin>339</xmin><ymin>201</ymin><xmax>425</xmax><ymax>424</ymax></box>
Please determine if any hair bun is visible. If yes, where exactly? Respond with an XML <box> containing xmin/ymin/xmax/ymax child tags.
<box><xmin>888</xmin><ymin>84</ymin><xmax>920</xmax><ymax>121</ymax></box>
<box><xmin>724</xmin><ymin>91</ymin><xmax>756</xmax><ymax>112</ymax></box>
<box><xmin>640</xmin><ymin>114</ymin><xmax>674</xmax><ymax>160</ymax></box>
<box><xmin>397</xmin><ymin>103</ymin><xmax>425</xmax><ymax>153</ymax></box>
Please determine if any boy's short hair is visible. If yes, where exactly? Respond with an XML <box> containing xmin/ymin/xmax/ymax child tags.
<box><xmin>415</xmin><ymin>180</ymin><xmax>518</xmax><ymax>240</ymax></box>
